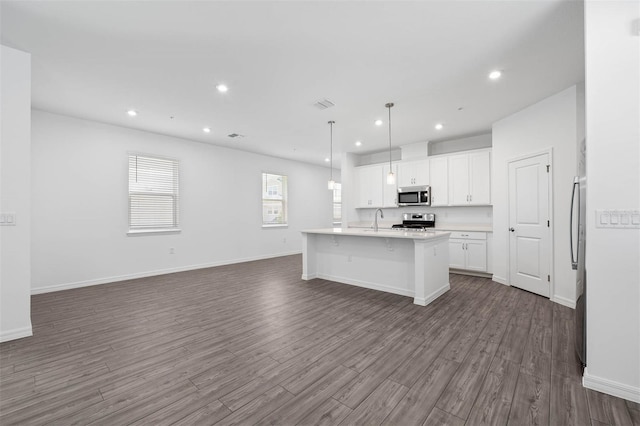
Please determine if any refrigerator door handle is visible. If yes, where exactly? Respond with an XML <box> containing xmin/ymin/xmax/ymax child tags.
<box><xmin>570</xmin><ymin>176</ymin><xmax>579</xmax><ymax>270</ymax></box>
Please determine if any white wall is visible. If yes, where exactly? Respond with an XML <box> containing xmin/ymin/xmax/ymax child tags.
<box><xmin>0</xmin><ymin>46</ymin><xmax>33</xmax><ymax>341</ymax></box>
<box><xmin>492</xmin><ymin>85</ymin><xmax>582</xmax><ymax>307</ymax></box>
<box><xmin>31</xmin><ymin>110</ymin><xmax>334</xmax><ymax>293</ymax></box>
<box><xmin>583</xmin><ymin>1</ymin><xmax>640</xmax><ymax>402</ymax></box>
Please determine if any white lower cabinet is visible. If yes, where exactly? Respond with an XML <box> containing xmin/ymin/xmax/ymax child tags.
<box><xmin>448</xmin><ymin>231</ymin><xmax>487</xmax><ymax>272</ymax></box>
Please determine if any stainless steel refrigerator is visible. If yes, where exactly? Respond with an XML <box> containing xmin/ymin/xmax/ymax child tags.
<box><xmin>571</xmin><ymin>137</ymin><xmax>587</xmax><ymax>368</ymax></box>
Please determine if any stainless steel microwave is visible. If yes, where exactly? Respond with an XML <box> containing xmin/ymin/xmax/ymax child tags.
<box><xmin>397</xmin><ymin>185</ymin><xmax>431</xmax><ymax>206</ymax></box>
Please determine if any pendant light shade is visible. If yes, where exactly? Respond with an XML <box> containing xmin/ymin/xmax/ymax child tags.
<box><xmin>385</xmin><ymin>102</ymin><xmax>396</xmax><ymax>185</ymax></box>
<box><xmin>327</xmin><ymin>120</ymin><xmax>335</xmax><ymax>190</ymax></box>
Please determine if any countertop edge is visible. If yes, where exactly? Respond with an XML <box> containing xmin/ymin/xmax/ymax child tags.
<box><xmin>301</xmin><ymin>228</ymin><xmax>451</xmax><ymax>241</ymax></box>
<box><xmin>346</xmin><ymin>222</ymin><xmax>493</xmax><ymax>233</ymax></box>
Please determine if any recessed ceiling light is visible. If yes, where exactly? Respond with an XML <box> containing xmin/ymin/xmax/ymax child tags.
<box><xmin>324</xmin><ymin>158</ymin><xmax>330</xmax><ymax>162</ymax></box>
<box><xmin>216</xmin><ymin>84</ymin><xmax>228</xmax><ymax>93</ymax></box>
<box><xmin>355</xmin><ymin>141</ymin><xmax>362</xmax><ymax>147</ymax></box>
<box><xmin>489</xmin><ymin>70</ymin><xmax>502</xmax><ymax>80</ymax></box>
<box><xmin>435</xmin><ymin>123</ymin><xmax>444</xmax><ymax>130</ymax></box>
<box><xmin>374</xmin><ymin>119</ymin><xmax>383</xmax><ymax>126</ymax></box>
<box><xmin>203</xmin><ymin>127</ymin><xmax>211</xmax><ymax>133</ymax></box>
<box><xmin>127</xmin><ymin>109</ymin><xmax>137</xmax><ymax>117</ymax></box>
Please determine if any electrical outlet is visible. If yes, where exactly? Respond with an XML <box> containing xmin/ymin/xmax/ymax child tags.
<box><xmin>347</xmin><ymin>254</ymin><xmax>352</xmax><ymax>262</ymax></box>
<box><xmin>596</xmin><ymin>210</ymin><xmax>640</xmax><ymax>228</ymax></box>
<box><xmin>283</xmin><ymin>238</ymin><xmax>287</xmax><ymax>243</ymax></box>
<box><xmin>169</xmin><ymin>247</ymin><xmax>175</xmax><ymax>254</ymax></box>
<box><xmin>0</xmin><ymin>212</ymin><xmax>16</xmax><ymax>226</ymax></box>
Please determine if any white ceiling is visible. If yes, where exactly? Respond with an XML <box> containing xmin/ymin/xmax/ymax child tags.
<box><xmin>0</xmin><ymin>1</ymin><xmax>584</xmax><ymax>167</ymax></box>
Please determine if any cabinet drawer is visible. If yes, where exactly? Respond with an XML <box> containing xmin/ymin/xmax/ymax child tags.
<box><xmin>449</xmin><ymin>231</ymin><xmax>486</xmax><ymax>240</ymax></box>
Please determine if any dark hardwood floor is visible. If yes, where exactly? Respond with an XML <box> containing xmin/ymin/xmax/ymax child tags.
<box><xmin>1</xmin><ymin>254</ymin><xmax>637</xmax><ymax>425</ymax></box>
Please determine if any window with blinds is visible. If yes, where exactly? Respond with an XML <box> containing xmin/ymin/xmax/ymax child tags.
<box><xmin>332</xmin><ymin>182</ymin><xmax>342</xmax><ymax>225</ymax></box>
<box><xmin>128</xmin><ymin>154</ymin><xmax>180</xmax><ymax>233</ymax></box>
<box><xmin>262</xmin><ymin>173</ymin><xmax>288</xmax><ymax>226</ymax></box>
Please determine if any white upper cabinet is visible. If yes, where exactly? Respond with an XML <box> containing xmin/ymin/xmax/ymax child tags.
<box><xmin>429</xmin><ymin>156</ymin><xmax>449</xmax><ymax>206</ymax></box>
<box><xmin>448</xmin><ymin>150</ymin><xmax>491</xmax><ymax>205</ymax></box>
<box><xmin>468</xmin><ymin>151</ymin><xmax>491</xmax><ymax>205</ymax></box>
<box><xmin>397</xmin><ymin>159</ymin><xmax>429</xmax><ymax>188</ymax></box>
<box><xmin>449</xmin><ymin>154</ymin><xmax>470</xmax><ymax>205</ymax></box>
<box><xmin>352</xmin><ymin>149</ymin><xmax>490</xmax><ymax>209</ymax></box>
<box><xmin>354</xmin><ymin>164</ymin><xmax>384</xmax><ymax>208</ymax></box>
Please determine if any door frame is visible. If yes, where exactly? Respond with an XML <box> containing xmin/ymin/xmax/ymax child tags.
<box><xmin>507</xmin><ymin>148</ymin><xmax>554</xmax><ymax>298</ymax></box>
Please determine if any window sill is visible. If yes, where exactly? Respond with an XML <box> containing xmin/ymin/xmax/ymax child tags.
<box><xmin>262</xmin><ymin>224</ymin><xmax>288</xmax><ymax>229</ymax></box>
<box><xmin>127</xmin><ymin>229</ymin><xmax>181</xmax><ymax>236</ymax></box>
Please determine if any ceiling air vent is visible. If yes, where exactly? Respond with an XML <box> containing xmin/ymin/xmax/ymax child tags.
<box><xmin>313</xmin><ymin>99</ymin><xmax>335</xmax><ymax>110</ymax></box>
<box><xmin>227</xmin><ymin>133</ymin><xmax>245</xmax><ymax>138</ymax></box>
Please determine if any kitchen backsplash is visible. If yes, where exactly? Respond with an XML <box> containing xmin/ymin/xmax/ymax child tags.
<box><xmin>355</xmin><ymin>205</ymin><xmax>492</xmax><ymax>226</ymax></box>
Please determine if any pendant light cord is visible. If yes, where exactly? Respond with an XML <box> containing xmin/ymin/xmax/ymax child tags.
<box><xmin>329</xmin><ymin>121</ymin><xmax>334</xmax><ymax>182</ymax></box>
<box><xmin>385</xmin><ymin>102</ymin><xmax>394</xmax><ymax>169</ymax></box>
<box><xmin>388</xmin><ymin>105</ymin><xmax>392</xmax><ymax>169</ymax></box>
<box><xmin>327</xmin><ymin>120</ymin><xmax>336</xmax><ymax>190</ymax></box>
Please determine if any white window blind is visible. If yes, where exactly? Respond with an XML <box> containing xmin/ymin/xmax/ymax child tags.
<box><xmin>128</xmin><ymin>154</ymin><xmax>179</xmax><ymax>232</ymax></box>
<box><xmin>262</xmin><ymin>173</ymin><xmax>288</xmax><ymax>226</ymax></box>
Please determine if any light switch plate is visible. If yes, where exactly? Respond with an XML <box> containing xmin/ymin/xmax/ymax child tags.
<box><xmin>0</xmin><ymin>212</ymin><xmax>17</xmax><ymax>226</ymax></box>
<box><xmin>596</xmin><ymin>210</ymin><xmax>640</xmax><ymax>229</ymax></box>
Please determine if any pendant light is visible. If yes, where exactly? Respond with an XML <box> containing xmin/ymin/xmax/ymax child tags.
<box><xmin>327</xmin><ymin>120</ymin><xmax>336</xmax><ymax>190</ymax></box>
<box><xmin>385</xmin><ymin>102</ymin><xmax>396</xmax><ymax>185</ymax></box>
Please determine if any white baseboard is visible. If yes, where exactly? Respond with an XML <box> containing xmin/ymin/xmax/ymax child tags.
<box><xmin>552</xmin><ymin>294</ymin><xmax>576</xmax><ymax>309</ymax></box>
<box><xmin>0</xmin><ymin>325</ymin><xmax>33</xmax><ymax>343</ymax></box>
<box><xmin>492</xmin><ymin>275</ymin><xmax>508</xmax><ymax>285</ymax></box>
<box><xmin>32</xmin><ymin>251</ymin><xmax>302</xmax><ymax>295</ymax></box>
<box><xmin>450</xmin><ymin>269</ymin><xmax>492</xmax><ymax>279</ymax></box>
<box><xmin>583</xmin><ymin>368</ymin><xmax>640</xmax><ymax>403</ymax></box>
<box><xmin>314</xmin><ymin>273</ymin><xmax>415</xmax><ymax>298</ymax></box>
<box><xmin>489</xmin><ymin>275</ymin><xmax>576</xmax><ymax>309</ymax></box>
<box><xmin>414</xmin><ymin>283</ymin><xmax>451</xmax><ymax>306</ymax></box>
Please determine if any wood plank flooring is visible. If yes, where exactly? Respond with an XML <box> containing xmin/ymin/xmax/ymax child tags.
<box><xmin>0</xmin><ymin>254</ymin><xmax>637</xmax><ymax>425</ymax></box>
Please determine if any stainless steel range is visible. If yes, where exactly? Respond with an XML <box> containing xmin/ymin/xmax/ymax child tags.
<box><xmin>391</xmin><ymin>213</ymin><xmax>435</xmax><ymax>231</ymax></box>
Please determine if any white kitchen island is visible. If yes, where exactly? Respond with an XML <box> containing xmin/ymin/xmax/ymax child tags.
<box><xmin>301</xmin><ymin>228</ymin><xmax>451</xmax><ymax>306</ymax></box>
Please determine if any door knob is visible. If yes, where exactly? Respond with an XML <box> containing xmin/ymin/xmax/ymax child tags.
<box><xmin>509</xmin><ymin>227</ymin><xmax>515</xmax><ymax>232</ymax></box>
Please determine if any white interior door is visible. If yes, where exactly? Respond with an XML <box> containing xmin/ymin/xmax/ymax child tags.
<box><xmin>508</xmin><ymin>153</ymin><xmax>551</xmax><ymax>297</ymax></box>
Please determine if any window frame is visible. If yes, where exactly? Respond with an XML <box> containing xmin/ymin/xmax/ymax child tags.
<box><xmin>261</xmin><ymin>172</ymin><xmax>288</xmax><ymax>228</ymax></box>
<box><xmin>332</xmin><ymin>182</ymin><xmax>342</xmax><ymax>226</ymax></box>
<box><xmin>127</xmin><ymin>152</ymin><xmax>181</xmax><ymax>236</ymax></box>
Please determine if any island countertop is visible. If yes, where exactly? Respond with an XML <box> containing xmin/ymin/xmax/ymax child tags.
<box><xmin>301</xmin><ymin>228</ymin><xmax>451</xmax><ymax>306</ymax></box>
<box><xmin>302</xmin><ymin>228</ymin><xmax>451</xmax><ymax>241</ymax></box>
